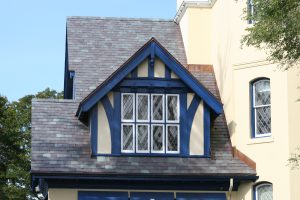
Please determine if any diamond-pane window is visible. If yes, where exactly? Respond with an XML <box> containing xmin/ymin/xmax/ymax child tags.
<box><xmin>166</xmin><ymin>125</ymin><xmax>179</xmax><ymax>153</ymax></box>
<box><xmin>122</xmin><ymin>93</ymin><xmax>135</xmax><ymax>121</ymax></box>
<box><xmin>121</xmin><ymin>124</ymin><xmax>134</xmax><ymax>152</ymax></box>
<box><xmin>255</xmin><ymin>183</ymin><xmax>273</xmax><ymax>200</ymax></box>
<box><xmin>166</xmin><ymin>95</ymin><xmax>179</xmax><ymax>122</ymax></box>
<box><xmin>137</xmin><ymin>94</ymin><xmax>149</xmax><ymax>122</ymax></box>
<box><xmin>252</xmin><ymin>79</ymin><xmax>271</xmax><ymax>137</ymax></box>
<box><xmin>151</xmin><ymin>125</ymin><xmax>164</xmax><ymax>153</ymax></box>
<box><xmin>136</xmin><ymin>124</ymin><xmax>149</xmax><ymax>152</ymax></box>
<box><xmin>151</xmin><ymin>94</ymin><xmax>164</xmax><ymax>122</ymax></box>
<box><xmin>121</xmin><ymin>93</ymin><xmax>180</xmax><ymax>154</ymax></box>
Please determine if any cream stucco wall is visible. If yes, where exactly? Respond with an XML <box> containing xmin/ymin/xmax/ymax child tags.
<box><xmin>97</xmin><ymin>100</ymin><xmax>112</xmax><ymax>154</ymax></box>
<box><xmin>189</xmin><ymin>100</ymin><xmax>204</xmax><ymax>155</ymax></box>
<box><xmin>154</xmin><ymin>58</ymin><xmax>165</xmax><ymax>78</ymax></box>
<box><xmin>178</xmin><ymin>0</ymin><xmax>300</xmax><ymax>199</ymax></box>
<box><xmin>137</xmin><ymin>59</ymin><xmax>148</xmax><ymax>77</ymax></box>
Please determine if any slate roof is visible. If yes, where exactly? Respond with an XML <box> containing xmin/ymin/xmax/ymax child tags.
<box><xmin>31</xmin><ymin>17</ymin><xmax>255</xmax><ymax>177</ymax></box>
<box><xmin>67</xmin><ymin>17</ymin><xmax>187</xmax><ymax>101</ymax></box>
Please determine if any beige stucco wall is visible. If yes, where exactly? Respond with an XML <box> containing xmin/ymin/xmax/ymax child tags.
<box><xmin>287</xmin><ymin>67</ymin><xmax>300</xmax><ymax>200</ymax></box>
<box><xmin>189</xmin><ymin>100</ymin><xmax>204</xmax><ymax>155</ymax></box>
<box><xmin>137</xmin><ymin>59</ymin><xmax>148</xmax><ymax>77</ymax></box>
<box><xmin>154</xmin><ymin>58</ymin><xmax>165</xmax><ymax>78</ymax></box>
<box><xmin>179</xmin><ymin>7</ymin><xmax>212</xmax><ymax>65</ymax></box>
<box><xmin>97</xmin><ymin>101</ymin><xmax>111</xmax><ymax>154</ymax></box>
<box><xmin>178</xmin><ymin>0</ymin><xmax>300</xmax><ymax>199</ymax></box>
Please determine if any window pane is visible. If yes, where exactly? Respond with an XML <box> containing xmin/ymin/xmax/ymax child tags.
<box><xmin>122</xmin><ymin>124</ymin><xmax>134</xmax><ymax>151</ymax></box>
<box><xmin>254</xmin><ymin>80</ymin><xmax>270</xmax><ymax>106</ymax></box>
<box><xmin>137</xmin><ymin>125</ymin><xmax>149</xmax><ymax>152</ymax></box>
<box><xmin>137</xmin><ymin>94</ymin><xmax>149</xmax><ymax>121</ymax></box>
<box><xmin>167</xmin><ymin>125</ymin><xmax>179</xmax><ymax>152</ymax></box>
<box><xmin>255</xmin><ymin>106</ymin><xmax>271</xmax><ymax>135</ymax></box>
<box><xmin>257</xmin><ymin>184</ymin><xmax>273</xmax><ymax>200</ymax></box>
<box><xmin>152</xmin><ymin>94</ymin><xmax>164</xmax><ymax>121</ymax></box>
<box><xmin>122</xmin><ymin>94</ymin><xmax>134</xmax><ymax>121</ymax></box>
<box><xmin>152</xmin><ymin>125</ymin><xmax>164</xmax><ymax>152</ymax></box>
<box><xmin>167</xmin><ymin>95</ymin><xmax>179</xmax><ymax>121</ymax></box>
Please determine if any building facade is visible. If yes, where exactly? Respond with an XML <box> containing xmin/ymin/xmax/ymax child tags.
<box><xmin>31</xmin><ymin>0</ymin><xmax>300</xmax><ymax>200</ymax></box>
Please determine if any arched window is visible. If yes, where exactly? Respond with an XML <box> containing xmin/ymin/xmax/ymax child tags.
<box><xmin>254</xmin><ymin>182</ymin><xmax>273</xmax><ymax>200</ymax></box>
<box><xmin>251</xmin><ymin>78</ymin><xmax>271</xmax><ymax>138</ymax></box>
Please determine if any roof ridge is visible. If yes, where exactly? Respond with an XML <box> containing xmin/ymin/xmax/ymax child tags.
<box><xmin>32</xmin><ymin>98</ymin><xmax>80</xmax><ymax>103</ymax></box>
<box><xmin>66</xmin><ymin>16</ymin><xmax>174</xmax><ymax>22</ymax></box>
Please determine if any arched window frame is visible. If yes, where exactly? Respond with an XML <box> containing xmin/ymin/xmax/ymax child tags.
<box><xmin>250</xmin><ymin>78</ymin><xmax>271</xmax><ymax>138</ymax></box>
<box><xmin>253</xmin><ymin>182</ymin><xmax>273</xmax><ymax>200</ymax></box>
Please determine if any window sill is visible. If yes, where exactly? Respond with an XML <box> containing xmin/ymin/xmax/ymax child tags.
<box><xmin>247</xmin><ymin>136</ymin><xmax>274</xmax><ymax>145</ymax></box>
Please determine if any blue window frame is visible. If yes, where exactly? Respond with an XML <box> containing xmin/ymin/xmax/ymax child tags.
<box><xmin>253</xmin><ymin>182</ymin><xmax>273</xmax><ymax>200</ymax></box>
<box><xmin>247</xmin><ymin>0</ymin><xmax>256</xmax><ymax>24</ymax></box>
<box><xmin>250</xmin><ymin>78</ymin><xmax>271</xmax><ymax>138</ymax></box>
<box><xmin>121</xmin><ymin>92</ymin><xmax>180</xmax><ymax>154</ymax></box>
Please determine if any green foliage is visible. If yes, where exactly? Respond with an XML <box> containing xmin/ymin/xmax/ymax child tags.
<box><xmin>0</xmin><ymin>88</ymin><xmax>63</xmax><ymax>200</ymax></box>
<box><xmin>242</xmin><ymin>0</ymin><xmax>300</xmax><ymax>69</ymax></box>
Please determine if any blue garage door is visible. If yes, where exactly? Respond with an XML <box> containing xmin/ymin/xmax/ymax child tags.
<box><xmin>177</xmin><ymin>193</ymin><xmax>226</xmax><ymax>200</ymax></box>
<box><xmin>131</xmin><ymin>192</ymin><xmax>174</xmax><ymax>200</ymax></box>
<box><xmin>78</xmin><ymin>191</ymin><xmax>128</xmax><ymax>200</ymax></box>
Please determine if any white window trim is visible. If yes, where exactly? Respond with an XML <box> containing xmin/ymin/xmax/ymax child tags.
<box><xmin>252</xmin><ymin>80</ymin><xmax>271</xmax><ymax>138</ymax></box>
<box><xmin>166</xmin><ymin>94</ymin><xmax>180</xmax><ymax>123</ymax></box>
<box><xmin>121</xmin><ymin>123</ymin><xmax>135</xmax><ymax>153</ymax></box>
<box><xmin>166</xmin><ymin>124</ymin><xmax>180</xmax><ymax>154</ymax></box>
<box><xmin>136</xmin><ymin>124</ymin><xmax>150</xmax><ymax>153</ymax></box>
<box><xmin>151</xmin><ymin>124</ymin><xmax>165</xmax><ymax>154</ymax></box>
<box><xmin>121</xmin><ymin>93</ymin><xmax>135</xmax><ymax>122</ymax></box>
<box><xmin>136</xmin><ymin>93</ymin><xmax>150</xmax><ymax>122</ymax></box>
<box><xmin>255</xmin><ymin>183</ymin><xmax>273</xmax><ymax>200</ymax></box>
<box><xmin>151</xmin><ymin>94</ymin><xmax>165</xmax><ymax>123</ymax></box>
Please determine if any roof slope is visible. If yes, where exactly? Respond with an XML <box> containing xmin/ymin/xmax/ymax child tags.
<box><xmin>31</xmin><ymin>70</ymin><xmax>255</xmax><ymax>176</ymax></box>
<box><xmin>67</xmin><ymin>17</ymin><xmax>187</xmax><ymax>101</ymax></box>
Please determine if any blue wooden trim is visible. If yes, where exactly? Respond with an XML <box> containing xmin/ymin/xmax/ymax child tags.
<box><xmin>78</xmin><ymin>191</ymin><xmax>128</xmax><ymax>200</ymax></box>
<box><xmin>204</xmin><ymin>103</ymin><xmax>211</xmax><ymax>157</ymax></box>
<box><xmin>180</xmin><ymin>93</ymin><xmax>188</xmax><ymax>156</ymax></box>
<box><xmin>80</xmin><ymin>43</ymin><xmax>151</xmax><ymax>113</ymax></box>
<box><xmin>131</xmin><ymin>68</ymin><xmax>138</xmax><ymax>78</ymax></box>
<box><xmin>153</xmin><ymin>41</ymin><xmax>222</xmax><ymax>114</ymax></box>
<box><xmin>131</xmin><ymin>192</ymin><xmax>173</xmax><ymax>200</ymax></box>
<box><xmin>177</xmin><ymin>193</ymin><xmax>226</xmax><ymax>200</ymax></box>
<box><xmin>119</xmin><ymin>79</ymin><xmax>187</xmax><ymax>88</ymax></box>
<box><xmin>117</xmin><ymin>87</ymin><xmax>190</xmax><ymax>94</ymax></box>
<box><xmin>91</xmin><ymin>105</ymin><xmax>98</xmax><ymax>156</ymax></box>
<box><xmin>112</xmin><ymin>92</ymin><xmax>121</xmax><ymax>155</ymax></box>
<box><xmin>148</xmin><ymin>56</ymin><xmax>154</xmax><ymax>78</ymax></box>
<box><xmin>165</xmin><ymin>64</ymin><xmax>171</xmax><ymax>79</ymax></box>
<box><xmin>77</xmin><ymin>39</ymin><xmax>223</xmax><ymax>118</ymax></box>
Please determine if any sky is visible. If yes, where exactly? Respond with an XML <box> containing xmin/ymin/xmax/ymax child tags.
<box><xmin>0</xmin><ymin>0</ymin><xmax>176</xmax><ymax>101</ymax></box>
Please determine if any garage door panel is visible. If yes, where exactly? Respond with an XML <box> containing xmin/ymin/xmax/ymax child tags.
<box><xmin>78</xmin><ymin>191</ymin><xmax>128</xmax><ymax>200</ymax></box>
<box><xmin>176</xmin><ymin>193</ymin><xmax>226</xmax><ymax>200</ymax></box>
<box><xmin>131</xmin><ymin>192</ymin><xmax>174</xmax><ymax>200</ymax></box>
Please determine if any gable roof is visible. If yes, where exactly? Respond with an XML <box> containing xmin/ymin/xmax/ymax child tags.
<box><xmin>76</xmin><ymin>38</ymin><xmax>223</xmax><ymax>121</ymax></box>
<box><xmin>31</xmin><ymin>69</ymin><xmax>256</xmax><ymax>178</ymax></box>
<box><xmin>66</xmin><ymin>17</ymin><xmax>187</xmax><ymax>101</ymax></box>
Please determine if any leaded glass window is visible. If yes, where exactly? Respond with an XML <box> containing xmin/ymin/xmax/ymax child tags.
<box><xmin>121</xmin><ymin>124</ymin><xmax>134</xmax><ymax>153</ymax></box>
<box><xmin>136</xmin><ymin>94</ymin><xmax>150</xmax><ymax>122</ymax></box>
<box><xmin>121</xmin><ymin>92</ymin><xmax>180</xmax><ymax>154</ymax></box>
<box><xmin>136</xmin><ymin>124</ymin><xmax>149</xmax><ymax>153</ymax></box>
<box><xmin>151</xmin><ymin>94</ymin><xmax>164</xmax><ymax>122</ymax></box>
<box><xmin>255</xmin><ymin>183</ymin><xmax>273</xmax><ymax>200</ymax></box>
<box><xmin>252</xmin><ymin>79</ymin><xmax>271</xmax><ymax>138</ymax></box>
<box><xmin>151</xmin><ymin>125</ymin><xmax>164</xmax><ymax>153</ymax></box>
<box><xmin>166</xmin><ymin>125</ymin><xmax>179</xmax><ymax>153</ymax></box>
<box><xmin>166</xmin><ymin>94</ymin><xmax>179</xmax><ymax>123</ymax></box>
<box><xmin>121</xmin><ymin>93</ymin><xmax>135</xmax><ymax>122</ymax></box>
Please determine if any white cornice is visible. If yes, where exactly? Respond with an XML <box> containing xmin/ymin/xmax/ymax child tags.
<box><xmin>174</xmin><ymin>0</ymin><xmax>217</xmax><ymax>24</ymax></box>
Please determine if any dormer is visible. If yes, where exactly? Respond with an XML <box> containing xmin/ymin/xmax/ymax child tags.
<box><xmin>76</xmin><ymin>38</ymin><xmax>222</xmax><ymax>158</ymax></box>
